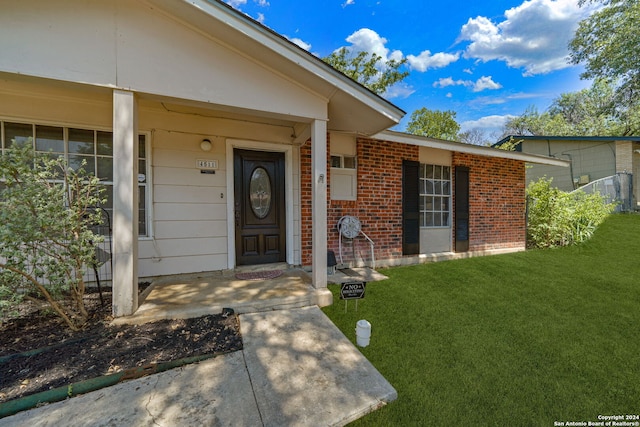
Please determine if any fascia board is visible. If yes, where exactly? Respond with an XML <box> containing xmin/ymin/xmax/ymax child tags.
<box><xmin>374</xmin><ymin>131</ymin><xmax>571</xmax><ymax>167</ymax></box>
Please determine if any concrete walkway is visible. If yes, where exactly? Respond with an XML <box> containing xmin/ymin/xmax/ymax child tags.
<box><xmin>2</xmin><ymin>306</ymin><xmax>396</xmax><ymax>426</ymax></box>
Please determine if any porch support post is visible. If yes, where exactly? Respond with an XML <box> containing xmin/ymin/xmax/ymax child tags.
<box><xmin>311</xmin><ymin>119</ymin><xmax>331</xmax><ymax>305</ymax></box>
<box><xmin>112</xmin><ymin>90</ymin><xmax>139</xmax><ymax>317</ymax></box>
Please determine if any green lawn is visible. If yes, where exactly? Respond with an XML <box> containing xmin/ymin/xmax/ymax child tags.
<box><xmin>323</xmin><ymin>214</ymin><xmax>640</xmax><ymax>426</ymax></box>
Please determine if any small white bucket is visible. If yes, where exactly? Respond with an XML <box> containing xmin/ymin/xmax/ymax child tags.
<box><xmin>355</xmin><ymin>319</ymin><xmax>371</xmax><ymax>347</ymax></box>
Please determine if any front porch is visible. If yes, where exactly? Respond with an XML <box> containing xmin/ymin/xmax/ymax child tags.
<box><xmin>112</xmin><ymin>264</ymin><xmax>321</xmax><ymax>325</ymax></box>
<box><xmin>111</xmin><ymin>264</ymin><xmax>389</xmax><ymax>325</ymax></box>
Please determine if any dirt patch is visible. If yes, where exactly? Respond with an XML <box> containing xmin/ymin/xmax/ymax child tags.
<box><xmin>0</xmin><ymin>288</ymin><xmax>243</xmax><ymax>403</ymax></box>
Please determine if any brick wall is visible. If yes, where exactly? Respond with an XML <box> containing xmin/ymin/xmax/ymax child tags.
<box><xmin>300</xmin><ymin>138</ymin><xmax>526</xmax><ymax>266</ymax></box>
<box><xmin>300</xmin><ymin>136</ymin><xmax>418</xmax><ymax>266</ymax></box>
<box><xmin>452</xmin><ymin>153</ymin><xmax>526</xmax><ymax>251</ymax></box>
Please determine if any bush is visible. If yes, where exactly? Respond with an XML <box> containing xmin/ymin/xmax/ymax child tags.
<box><xmin>0</xmin><ymin>144</ymin><xmax>105</xmax><ymax>330</ymax></box>
<box><xmin>526</xmin><ymin>177</ymin><xmax>614</xmax><ymax>248</ymax></box>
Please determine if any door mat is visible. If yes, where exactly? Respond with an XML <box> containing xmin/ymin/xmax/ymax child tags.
<box><xmin>235</xmin><ymin>270</ymin><xmax>283</xmax><ymax>280</ymax></box>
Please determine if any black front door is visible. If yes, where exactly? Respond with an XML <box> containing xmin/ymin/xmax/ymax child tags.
<box><xmin>234</xmin><ymin>149</ymin><xmax>286</xmax><ymax>265</ymax></box>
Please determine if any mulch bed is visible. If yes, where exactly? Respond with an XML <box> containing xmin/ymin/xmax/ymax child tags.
<box><xmin>0</xmin><ymin>287</ymin><xmax>243</xmax><ymax>404</ymax></box>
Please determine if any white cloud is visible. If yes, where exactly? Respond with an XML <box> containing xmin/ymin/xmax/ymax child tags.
<box><xmin>460</xmin><ymin>115</ymin><xmax>516</xmax><ymax>133</ymax></box>
<box><xmin>340</xmin><ymin>28</ymin><xmax>457</xmax><ymax>72</ymax></box>
<box><xmin>256</xmin><ymin>12</ymin><xmax>265</xmax><ymax>23</ymax></box>
<box><xmin>342</xmin><ymin>0</ymin><xmax>355</xmax><ymax>7</ymax></box>
<box><xmin>288</xmin><ymin>37</ymin><xmax>312</xmax><ymax>51</ymax></box>
<box><xmin>344</xmin><ymin>28</ymin><xmax>395</xmax><ymax>61</ymax></box>
<box><xmin>383</xmin><ymin>83</ymin><xmax>415</xmax><ymax>100</ymax></box>
<box><xmin>406</xmin><ymin>50</ymin><xmax>460</xmax><ymax>72</ymax></box>
<box><xmin>224</xmin><ymin>0</ymin><xmax>268</xmax><ymax>11</ymax></box>
<box><xmin>225</xmin><ymin>0</ymin><xmax>247</xmax><ymax>7</ymax></box>
<box><xmin>458</xmin><ymin>0</ymin><xmax>597</xmax><ymax>75</ymax></box>
<box><xmin>336</xmin><ymin>28</ymin><xmax>462</xmax><ymax>96</ymax></box>
<box><xmin>469</xmin><ymin>91</ymin><xmax>542</xmax><ymax>107</ymax></box>
<box><xmin>433</xmin><ymin>77</ymin><xmax>471</xmax><ymax>89</ymax></box>
<box><xmin>433</xmin><ymin>76</ymin><xmax>502</xmax><ymax>92</ymax></box>
<box><xmin>473</xmin><ymin>76</ymin><xmax>502</xmax><ymax>92</ymax></box>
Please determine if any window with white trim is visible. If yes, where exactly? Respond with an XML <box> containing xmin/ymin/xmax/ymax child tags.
<box><xmin>420</xmin><ymin>164</ymin><xmax>451</xmax><ymax>227</ymax></box>
<box><xmin>1</xmin><ymin>121</ymin><xmax>149</xmax><ymax>236</ymax></box>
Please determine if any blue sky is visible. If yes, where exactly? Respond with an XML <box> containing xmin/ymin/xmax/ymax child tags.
<box><xmin>223</xmin><ymin>0</ymin><xmax>598</xmax><ymax>140</ymax></box>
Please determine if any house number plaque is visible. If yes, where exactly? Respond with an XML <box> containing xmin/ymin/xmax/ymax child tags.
<box><xmin>196</xmin><ymin>159</ymin><xmax>218</xmax><ymax>170</ymax></box>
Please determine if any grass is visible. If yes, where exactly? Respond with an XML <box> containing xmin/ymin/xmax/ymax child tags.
<box><xmin>322</xmin><ymin>214</ymin><xmax>640</xmax><ymax>426</ymax></box>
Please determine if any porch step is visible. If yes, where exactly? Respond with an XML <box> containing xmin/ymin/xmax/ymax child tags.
<box><xmin>224</xmin><ymin>262</ymin><xmax>290</xmax><ymax>278</ymax></box>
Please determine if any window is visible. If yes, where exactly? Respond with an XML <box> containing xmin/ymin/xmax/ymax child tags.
<box><xmin>1</xmin><ymin>121</ymin><xmax>149</xmax><ymax>236</ymax></box>
<box><xmin>420</xmin><ymin>164</ymin><xmax>451</xmax><ymax>227</ymax></box>
<box><xmin>330</xmin><ymin>154</ymin><xmax>357</xmax><ymax>201</ymax></box>
<box><xmin>330</xmin><ymin>155</ymin><xmax>356</xmax><ymax>169</ymax></box>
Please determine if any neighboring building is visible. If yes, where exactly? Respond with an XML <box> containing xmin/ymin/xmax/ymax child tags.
<box><xmin>495</xmin><ymin>135</ymin><xmax>640</xmax><ymax>209</ymax></box>
<box><xmin>0</xmin><ymin>0</ymin><xmax>566</xmax><ymax>317</ymax></box>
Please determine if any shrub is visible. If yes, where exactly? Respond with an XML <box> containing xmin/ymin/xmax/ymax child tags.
<box><xmin>0</xmin><ymin>144</ymin><xmax>105</xmax><ymax>330</ymax></box>
<box><xmin>526</xmin><ymin>177</ymin><xmax>615</xmax><ymax>248</ymax></box>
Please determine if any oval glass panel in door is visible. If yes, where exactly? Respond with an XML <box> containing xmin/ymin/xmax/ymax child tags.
<box><xmin>249</xmin><ymin>167</ymin><xmax>272</xmax><ymax>219</ymax></box>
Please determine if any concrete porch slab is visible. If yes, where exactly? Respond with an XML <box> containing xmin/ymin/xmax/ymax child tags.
<box><xmin>114</xmin><ymin>268</ymin><xmax>317</xmax><ymax>325</ymax></box>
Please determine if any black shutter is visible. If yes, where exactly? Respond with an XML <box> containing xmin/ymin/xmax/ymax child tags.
<box><xmin>402</xmin><ymin>160</ymin><xmax>420</xmax><ymax>255</ymax></box>
<box><xmin>455</xmin><ymin>166</ymin><xmax>469</xmax><ymax>252</ymax></box>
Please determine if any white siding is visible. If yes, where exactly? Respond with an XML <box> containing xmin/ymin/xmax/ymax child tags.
<box><xmin>0</xmin><ymin>78</ymin><xmax>303</xmax><ymax>279</ymax></box>
<box><xmin>0</xmin><ymin>0</ymin><xmax>328</xmax><ymax>122</ymax></box>
<box><xmin>0</xmin><ymin>1</ymin><xmax>117</xmax><ymax>85</ymax></box>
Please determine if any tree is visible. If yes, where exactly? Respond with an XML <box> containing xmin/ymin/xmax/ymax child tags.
<box><xmin>570</xmin><ymin>0</ymin><xmax>640</xmax><ymax>93</ymax></box>
<box><xmin>502</xmin><ymin>79</ymin><xmax>640</xmax><ymax>137</ymax></box>
<box><xmin>548</xmin><ymin>78</ymin><xmax>630</xmax><ymax>135</ymax></box>
<box><xmin>0</xmin><ymin>144</ymin><xmax>105</xmax><ymax>330</ymax></box>
<box><xmin>323</xmin><ymin>47</ymin><xmax>409</xmax><ymax>95</ymax></box>
<box><xmin>458</xmin><ymin>128</ymin><xmax>491</xmax><ymax>146</ymax></box>
<box><xmin>569</xmin><ymin>0</ymin><xmax>640</xmax><ymax>135</ymax></box>
<box><xmin>406</xmin><ymin>108</ymin><xmax>461</xmax><ymax>141</ymax></box>
<box><xmin>502</xmin><ymin>106</ymin><xmax>572</xmax><ymax>137</ymax></box>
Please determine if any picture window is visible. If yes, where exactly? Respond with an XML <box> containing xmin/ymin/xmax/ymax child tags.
<box><xmin>1</xmin><ymin>120</ymin><xmax>149</xmax><ymax>236</ymax></box>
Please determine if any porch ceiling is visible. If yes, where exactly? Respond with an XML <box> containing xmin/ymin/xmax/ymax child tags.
<box><xmin>141</xmin><ymin>95</ymin><xmax>303</xmax><ymax>129</ymax></box>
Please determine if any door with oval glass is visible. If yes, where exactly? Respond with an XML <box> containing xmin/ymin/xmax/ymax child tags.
<box><xmin>234</xmin><ymin>149</ymin><xmax>286</xmax><ymax>265</ymax></box>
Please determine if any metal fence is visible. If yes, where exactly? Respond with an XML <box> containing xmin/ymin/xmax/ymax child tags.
<box><xmin>571</xmin><ymin>172</ymin><xmax>634</xmax><ymax>212</ymax></box>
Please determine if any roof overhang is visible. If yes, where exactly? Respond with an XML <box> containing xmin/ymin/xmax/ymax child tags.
<box><xmin>375</xmin><ymin>130</ymin><xmax>571</xmax><ymax>167</ymax></box>
<box><xmin>495</xmin><ymin>135</ymin><xmax>640</xmax><ymax>146</ymax></box>
<box><xmin>146</xmin><ymin>0</ymin><xmax>405</xmax><ymax>135</ymax></box>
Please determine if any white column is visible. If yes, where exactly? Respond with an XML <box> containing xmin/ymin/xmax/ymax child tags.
<box><xmin>112</xmin><ymin>90</ymin><xmax>139</xmax><ymax>317</ymax></box>
<box><xmin>311</xmin><ymin>119</ymin><xmax>328</xmax><ymax>290</ymax></box>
